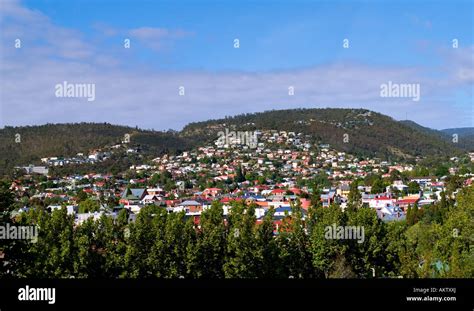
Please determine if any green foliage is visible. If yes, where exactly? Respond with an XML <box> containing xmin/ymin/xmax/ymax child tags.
<box><xmin>1</xmin><ymin>109</ymin><xmax>469</xmax><ymax>177</ymax></box>
<box><xmin>190</xmin><ymin>202</ymin><xmax>227</xmax><ymax>278</ymax></box>
<box><xmin>345</xmin><ymin>207</ymin><xmax>387</xmax><ymax>277</ymax></box>
<box><xmin>309</xmin><ymin>204</ymin><xmax>349</xmax><ymax>278</ymax></box>
<box><xmin>277</xmin><ymin>202</ymin><xmax>315</xmax><ymax>278</ymax></box>
<box><xmin>78</xmin><ymin>198</ymin><xmax>100</xmax><ymax>213</ymax></box>
<box><xmin>370</xmin><ymin>178</ymin><xmax>385</xmax><ymax>194</ymax></box>
<box><xmin>1</xmin><ymin>184</ymin><xmax>473</xmax><ymax>279</ymax></box>
<box><xmin>224</xmin><ymin>203</ymin><xmax>259</xmax><ymax>278</ymax></box>
<box><xmin>347</xmin><ymin>180</ymin><xmax>361</xmax><ymax>211</ymax></box>
<box><xmin>0</xmin><ymin>123</ymin><xmax>199</xmax><ymax>176</ymax></box>
<box><xmin>407</xmin><ymin>181</ymin><xmax>420</xmax><ymax>194</ymax></box>
<box><xmin>183</xmin><ymin>108</ymin><xmax>467</xmax><ymax>160</ymax></box>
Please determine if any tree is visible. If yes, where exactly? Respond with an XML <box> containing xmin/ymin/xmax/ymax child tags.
<box><xmin>406</xmin><ymin>204</ymin><xmax>414</xmax><ymax>225</ymax></box>
<box><xmin>124</xmin><ymin>205</ymin><xmax>162</xmax><ymax>278</ymax></box>
<box><xmin>276</xmin><ymin>201</ymin><xmax>315</xmax><ymax>278</ymax></box>
<box><xmin>0</xmin><ymin>181</ymin><xmax>14</xmax><ymax>223</ymax></box>
<box><xmin>75</xmin><ymin>189</ymin><xmax>88</xmax><ymax>203</ymax></box>
<box><xmin>384</xmin><ymin>221</ymin><xmax>408</xmax><ymax>277</ymax></box>
<box><xmin>0</xmin><ymin>180</ymin><xmax>25</xmax><ymax>277</ymax></box>
<box><xmin>235</xmin><ymin>166</ymin><xmax>245</xmax><ymax>183</ymax></box>
<box><xmin>224</xmin><ymin>202</ymin><xmax>258</xmax><ymax>278</ymax></box>
<box><xmin>312</xmin><ymin>173</ymin><xmax>331</xmax><ymax>189</ymax></box>
<box><xmin>407</xmin><ymin>181</ymin><xmax>420</xmax><ymax>194</ymax></box>
<box><xmin>310</xmin><ymin>204</ymin><xmax>347</xmax><ymax>278</ymax></box>
<box><xmin>161</xmin><ymin>211</ymin><xmax>194</xmax><ymax>278</ymax></box>
<box><xmin>78</xmin><ymin>198</ymin><xmax>100</xmax><ymax>213</ymax></box>
<box><xmin>370</xmin><ymin>178</ymin><xmax>385</xmax><ymax>194</ymax></box>
<box><xmin>254</xmin><ymin>208</ymin><xmax>281</xmax><ymax>278</ymax></box>
<box><xmin>389</xmin><ymin>169</ymin><xmax>402</xmax><ymax>182</ymax></box>
<box><xmin>445</xmin><ymin>175</ymin><xmax>464</xmax><ymax>196</ymax></box>
<box><xmin>191</xmin><ymin>202</ymin><xmax>226</xmax><ymax>278</ymax></box>
<box><xmin>21</xmin><ymin>207</ymin><xmax>75</xmax><ymax>278</ymax></box>
<box><xmin>310</xmin><ymin>187</ymin><xmax>322</xmax><ymax>207</ymax></box>
<box><xmin>434</xmin><ymin>165</ymin><xmax>449</xmax><ymax>178</ymax></box>
<box><xmin>74</xmin><ymin>218</ymin><xmax>103</xmax><ymax>277</ymax></box>
<box><xmin>102</xmin><ymin>212</ymin><xmax>127</xmax><ymax>278</ymax></box>
<box><xmin>437</xmin><ymin>186</ymin><xmax>474</xmax><ymax>277</ymax></box>
<box><xmin>345</xmin><ymin>207</ymin><xmax>387</xmax><ymax>278</ymax></box>
<box><xmin>347</xmin><ymin>180</ymin><xmax>362</xmax><ymax>211</ymax></box>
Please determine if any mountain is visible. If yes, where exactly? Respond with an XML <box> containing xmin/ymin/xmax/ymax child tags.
<box><xmin>183</xmin><ymin>108</ymin><xmax>467</xmax><ymax>158</ymax></box>
<box><xmin>0</xmin><ymin>108</ymin><xmax>470</xmax><ymax>176</ymax></box>
<box><xmin>399</xmin><ymin>120</ymin><xmax>448</xmax><ymax>138</ymax></box>
<box><xmin>399</xmin><ymin>121</ymin><xmax>474</xmax><ymax>152</ymax></box>
<box><xmin>440</xmin><ymin>128</ymin><xmax>474</xmax><ymax>151</ymax></box>
<box><xmin>0</xmin><ymin>123</ymin><xmax>198</xmax><ymax>176</ymax></box>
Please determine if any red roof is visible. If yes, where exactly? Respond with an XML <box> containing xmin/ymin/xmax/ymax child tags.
<box><xmin>272</xmin><ymin>189</ymin><xmax>286</xmax><ymax>194</ymax></box>
<box><xmin>397</xmin><ymin>198</ymin><xmax>419</xmax><ymax>204</ymax></box>
<box><xmin>255</xmin><ymin>201</ymin><xmax>269</xmax><ymax>208</ymax></box>
<box><xmin>289</xmin><ymin>188</ymin><xmax>302</xmax><ymax>195</ymax></box>
<box><xmin>220</xmin><ymin>197</ymin><xmax>234</xmax><ymax>203</ymax></box>
<box><xmin>300</xmin><ymin>198</ymin><xmax>311</xmax><ymax>210</ymax></box>
<box><xmin>372</xmin><ymin>196</ymin><xmax>392</xmax><ymax>200</ymax></box>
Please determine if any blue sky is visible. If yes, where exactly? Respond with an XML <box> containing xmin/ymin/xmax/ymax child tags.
<box><xmin>22</xmin><ymin>0</ymin><xmax>473</xmax><ymax>70</ymax></box>
<box><xmin>1</xmin><ymin>0</ymin><xmax>473</xmax><ymax>130</ymax></box>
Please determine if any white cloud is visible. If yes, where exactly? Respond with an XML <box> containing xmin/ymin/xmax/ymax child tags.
<box><xmin>128</xmin><ymin>27</ymin><xmax>193</xmax><ymax>51</ymax></box>
<box><xmin>0</xmin><ymin>0</ymin><xmax>472</xmax><ymax>130</ymax></box>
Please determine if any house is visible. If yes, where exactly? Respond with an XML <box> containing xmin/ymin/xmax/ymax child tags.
<box><xmin>368</xmin><ymin>196</ymin><xmax>396</xmax><ymax>209</ymax></box>
<box><xmin>271</xmin><ymin>189</ymin><xmax>286</xmax><ymax>195</ymax></box>
<box><xmin>75</xmin><ymin>211</ymin><xmax>116</xmax><ymax>225</ymax></box>
<box><xmin>410</xmin><ymin>177</ymin><xmax>436</xmax><ymax>187</ymax></box>
<box><xmin>376</xmin><ymin>204</ymin><xmax>405</xmax><ymax>221</ymax></box>
<box><xmin>141</xmin><ymin>194</ymin><xmax>162</xmax><ymax>205</ymax></box>
<box><xmin>274</xmin><ymin>206</ymin><xmax>292</xmax><ymax>218</ymax></box>
<box><xmin>88</xmin><ymin>152</ymin><xmax>103</xmax><ymax>161</ymax></box>
<box><xmin>320</xmin><ymin>191</ymin><xmax>336</xmax><ymax>207</ymax></box>
<box><xmin>202</xmin><ymin>187</ymin><xmax>222</xmax><ymax>198</ymax></box>
<box><xmin>119</xmin><ymin>188</ymin><xmax>147</xmax><ymax>205</ymax></box>
<box><xmin>178</xmin><ymin>200</ymin><xmax>203</xmax><ymax>213</ymax></box>
<box><xmin>396</xmin><ymin>196</ymin><xmax>420</xmax><ymax>210</ymax></box>
<box><xmin>66</xmin><ymin>205</ymin><xmax>78</xmax><ymax>215</ymax></box>
<box><xmin>125</xmin><ymin>205</ymin><xmax>142</xmax><ymax>214</ymax></box>
<box><xmin>23</xmin><ymin>165</ymin><xmax>49</xmax><ymax>175</ymax></box>
<box><xmin>299</xmin><ymin>198</ymin><xmax>311</xmax><ymax>210</ymax></box>
<box><xmin>336</xmin><ymin>184</ymin><xmax>350</xmax><ymax>196</ymax></box>
<box><xmin>268</xmin><ymin>201</ymin><xmax>290</xmax><ymax>209</ymax></box>
<box><xmin>147</xmin><ymin>188</ymin><xmax>165</xmax><ymax>196</ymax></box>
<box><xmin>388</xmin><ymin>180</ymin><xmax>408</xmax><ymax>192</ymax></box>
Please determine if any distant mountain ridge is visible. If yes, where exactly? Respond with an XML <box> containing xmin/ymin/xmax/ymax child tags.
<box><xmin>0</xmin><ymin>123</ymin><xmax>198</xmax><ymax>175</ymax></box>
<box><xmin>439</xmin><ymin>127</ymin><xmax>474</xmax><ymax>150</ymax></box>
<box><xmin>183</xmin><ymin>108</ymin><xmax>471</xmax><ymax>157</ymax></box>
<box><xmin>0</xmin><ymin>108</ymin><xmax>472</xmax><ymax>176</ymax></box>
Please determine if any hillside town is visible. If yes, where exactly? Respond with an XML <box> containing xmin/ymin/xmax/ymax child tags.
<box><xmin>9</xmin><ymin>129</ymin><xmax>474</xmax><ymax>229</ymax></box>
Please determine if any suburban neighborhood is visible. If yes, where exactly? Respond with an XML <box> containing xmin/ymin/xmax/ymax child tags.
<box><xmin>10</xmin><ymin>129</ymin><xmax>474</xmax><ymax>229</ymax></box>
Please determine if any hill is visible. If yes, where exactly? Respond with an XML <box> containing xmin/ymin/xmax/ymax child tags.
<box><xmin>0</xmin><ymin>109</ymin><xmax>470</xmax><ymax>176</ymax></box>
<box><xmin>441</xmin><ymin>128</ymin><xmax>474</xmax><ymax>151</ymax></box>
<box><xmin>183</xmin><ymin>108</ymin><xmax>467</xmax><ymax>159</ymax></box>
<box><xmin>0</xmin><ymin>123</ymin><xmax>197</xmax><ymax>175</ymax></box>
